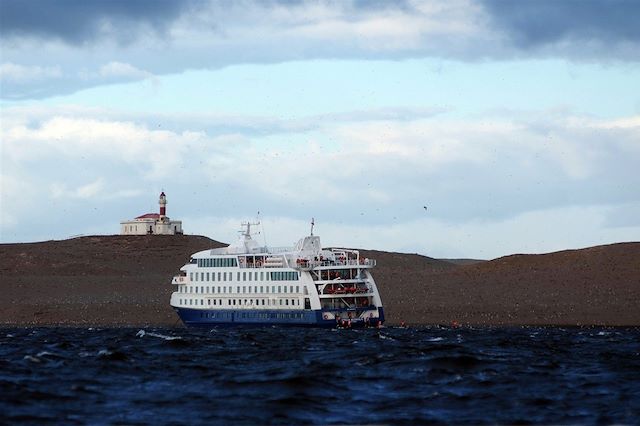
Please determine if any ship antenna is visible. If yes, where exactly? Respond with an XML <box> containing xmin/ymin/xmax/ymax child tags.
<box><xmin>257</xmin><ymin>210</ymin><xmax>268</xmax><ymax>248</ymax></box>
<box><xmin>310</xmin><ymin>217</ymin><xmax>315</xmax><ymax>236</ymax></box>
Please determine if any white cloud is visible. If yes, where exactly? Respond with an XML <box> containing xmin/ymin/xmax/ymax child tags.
<box><xmin>1</xmin><ymin>105</ymin><xmax>638</xmax><ymax>254</ymax></box>
<box><xmin>0</xmin><ymin>62</ymin><xmax>62</xmax><ymax>83</ymax></box>
<box><xmin>3</xmin><ymin>115</ymin><xmax>205</xmax><ymax>179</ymax></box>
<box><xmin>50</xmin><ymin>179</ymin><xmax>105</xmax><ymax>199</ymax></box>
<box><xmin>78</xmin><ymin>61</ymin><xmax>154</xmax><ymax>81</ymax></box>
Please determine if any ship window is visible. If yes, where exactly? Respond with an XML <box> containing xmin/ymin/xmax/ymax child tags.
<box><xmin>189</xmin><ymin>299</ymin><xmax>193</xmax><ymax>305</ymax></box>
<box><xmin>201</xmin><ymin>299</ymin><xmax>204</xmax><ymax>305</ymax></box>
<box><xmin>195</xmin><ymin>287</ymin><xmax>198</xmax><ymax>294</ymax></box>
<box><xmin>237</xmin><ymin>272</ymin><xmax>241</xmax><ymax>281</ymax></box>
<box><xmin>296</xmin><ymin>286</ymin><xmax>299</xmax><ymax>293</ymax></box>
<box><xmin>290</xmin><ymin>286</ymin><xmax>293</xmax><ymax>293</ymax></box>
<box><xmin>189</xmin><ymin>273</ymin><xmax>193</xmax><ymax>281</ymax></box>
<box><xmin>242</xmin><ymin>286</ymin><xmax>246</xmax><ymax>294</ymax></box>
<box><xmin>285</xmin><ymin>299</ymin><xmax>289</xmax><ymax>306</ymax></box>
<box><xmin>208</xmin><ymin>299</ymin><xmax>211</xmax><ymax>305</ymax></box>
<box><xmin>201</xmin><ymin>286</ymin><xmax>204</xmax><ymax>293</ymax></box>
<box><xmin>206</xmin><ymin>273</ymin><xmax>210</xmax><ymax>281</ymax></box>
<box><xmin>260</xmin><ymin>272</ymin><xmax>264</xmax><ymax>280</ymax></box>
<box><xmin>254</xmin><ymin>272</ymin><xmax>258</xmax><ymax>281</ymax></box>
<box><xmin>260</xmin><ymin>286</ymin><xmax>263</xmax><ymax>293</ymax></box>
<box><xmin>262</xmin><ymin>299</ymin><xmax>265</xmax><ymax>305</ymax></box>
<box><xmin>248</xmin><ymin>272</ymin><xmax>252</xmax><ymax>281</ymax></box>
<box><xmin>279</xmin><ymin>299</ymin><xmax>283</xmax><ymax>306</ymax></box>
<box><xmin>242</xmin><ymin>272</ymin><xmax>246</xmax><ymax>281</ymax></box>
<box><xmin>200</xmin><ymin>273</ymin><xmax>204</xmax><ymax>281</ymax></box>
<box><xmin>217</xmin><ymin>272</ymin><xmax>221</xmax><ymax>281</ymax></box>
<box><xmin>272</xmin><ymin>286</ymin><xmax>276</xmax><ymax>293</ymax></box>
<box><xmin>206</xmin><ymin>286</ymin><xmax>210</xmax><ymax>293</ymax></box>
<box><xmin>278</xmin><ymin>286</ymin><xmax>282</xmax><ymax>293</ymax></box>
<box><xmin>236</xmin><ymin>286</ymin><xmax>240</xmax><ymax>293</ymax></box>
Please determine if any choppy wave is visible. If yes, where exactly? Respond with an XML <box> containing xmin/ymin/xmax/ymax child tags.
<box><xmin>1</xmin><ymin>326</ymin><xmax>639</xmax><ymax>424</ymax></box>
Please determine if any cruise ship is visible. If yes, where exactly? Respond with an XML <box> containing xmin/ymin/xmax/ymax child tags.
<box><xmin>170</xmin><ymin>221</ymin><xmax>384</xmax><ymax>327</ymax></box>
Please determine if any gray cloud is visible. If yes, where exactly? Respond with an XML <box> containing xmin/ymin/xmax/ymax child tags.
<box><xmin>482</xmin><ymin>0</ymin><xmax>640</xmax><ymax>48</ymax></box>
<box><xmin>2</xmin><ymin>0</ymin><xmax>639</xmax><ymax>101</ymax></box>
<box><xmin>0</xmin><ymin>0</ymin><xmax>194</xmax><ymax>44</ymax></box>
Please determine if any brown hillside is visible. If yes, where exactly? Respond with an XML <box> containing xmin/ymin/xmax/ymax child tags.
<box><xmin>0</xmin><ymin>235</ymin><xmax>224</xmax><ymax>326</ymax></box>
<box><xmin>374</xmin><ymin>242</ymin><xmax>640</xmax><ymax>326</ymax></box>
<box><xmin>1</xmin><ymin>237</ymin><xmax>639</xmax><ymax>326</ymax></box>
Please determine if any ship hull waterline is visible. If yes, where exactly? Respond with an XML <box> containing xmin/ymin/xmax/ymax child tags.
<box><xmin>174</xmin><ymin>307</ymin><xmax>385</xmax><ymax>328</ymax></box>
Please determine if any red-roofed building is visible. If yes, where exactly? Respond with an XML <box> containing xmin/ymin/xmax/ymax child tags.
<box><xmin>120</xmin><ymin>192</ymin><xmax>183</xmax><ymax>235</ymax></box>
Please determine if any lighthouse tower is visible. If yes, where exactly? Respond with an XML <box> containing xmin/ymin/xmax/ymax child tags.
<box><xmin>120</xmin><ymin>191</ymin><xmax>183</xmax><ymax>235</ymax></box>
<box><xmin>159</xmin><ymin>191</ymin><xmax>167</xmax><ymax>219</ymax></box>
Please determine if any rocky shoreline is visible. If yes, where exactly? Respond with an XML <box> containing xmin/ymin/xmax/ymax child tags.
<box><xmin>1</xmin><ymin>235</ymin><xmax>639</xmax><ymax>327</ymax></box>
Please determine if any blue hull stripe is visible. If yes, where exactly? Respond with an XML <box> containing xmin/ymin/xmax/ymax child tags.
<box><xmin>174</xmin><ymin>307</ymin><xmax>384</xmax><ymax>328</ymax></box>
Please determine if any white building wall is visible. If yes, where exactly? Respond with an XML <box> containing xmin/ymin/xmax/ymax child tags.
<box><xmin>156</xmin><ymin>220</ymin><xmax>183</xmax><ymax>235</ymax></box>
<box><xmin>120</xmin><ymin>219</ymin><xmax>183</xmax><ymax>235</ymax></box>
<box><xmin>120</xmin><ymin>220</ymin><xmax>155</xmax><ymax>235</ymax></box>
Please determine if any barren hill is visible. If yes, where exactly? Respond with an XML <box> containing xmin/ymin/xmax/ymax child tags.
<box><xmin>1</xmin><ymin>236</ymin><xmax>639</xmax><ymax>326</ymax></box>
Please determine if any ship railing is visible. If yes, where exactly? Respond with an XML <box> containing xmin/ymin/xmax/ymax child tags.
<box><xmin>297</xmin><ymin>258</ymin><xmax>376</xmax><ymax>269</ymax></box>
<box><xmin>239</xmin><ymin>263</ymin><xmax>286</xmax><ymax>269</ymax></box>
<box><xmin>319</xmin><ymin>283</ymin><xmax>373</xmax><ymax>295</ymax></box>
<box><xmin>321</xmin><ymin>298</ymin><xmax>374</xmax><ymax>310</ymax></box>
<box><xmin>314</xmin><ymin>278</ymin><xmax>367</xmax><ymax>285</ymax></box>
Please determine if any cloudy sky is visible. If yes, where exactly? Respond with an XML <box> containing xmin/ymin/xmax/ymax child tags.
<box><xmin>1</xmin><ymin>0</ymin><xmax>639</xmax><ymax>259</ymax></box>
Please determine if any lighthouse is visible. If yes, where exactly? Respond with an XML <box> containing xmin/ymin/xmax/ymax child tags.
<box><xmin>120</xmin><ymin>191</ymin><xmax>183</xmax><ymax>235</ymax></box>
<box><xmin>159</xmin><ymin>191</ymin><xmax>167</xmax><ymax>219</ymax></box>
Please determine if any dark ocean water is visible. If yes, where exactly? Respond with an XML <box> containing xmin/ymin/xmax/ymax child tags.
<box><xmin>1</xmin><ymin>326</ymin><xmax>639</xmax><ymax>425</ymax></box>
